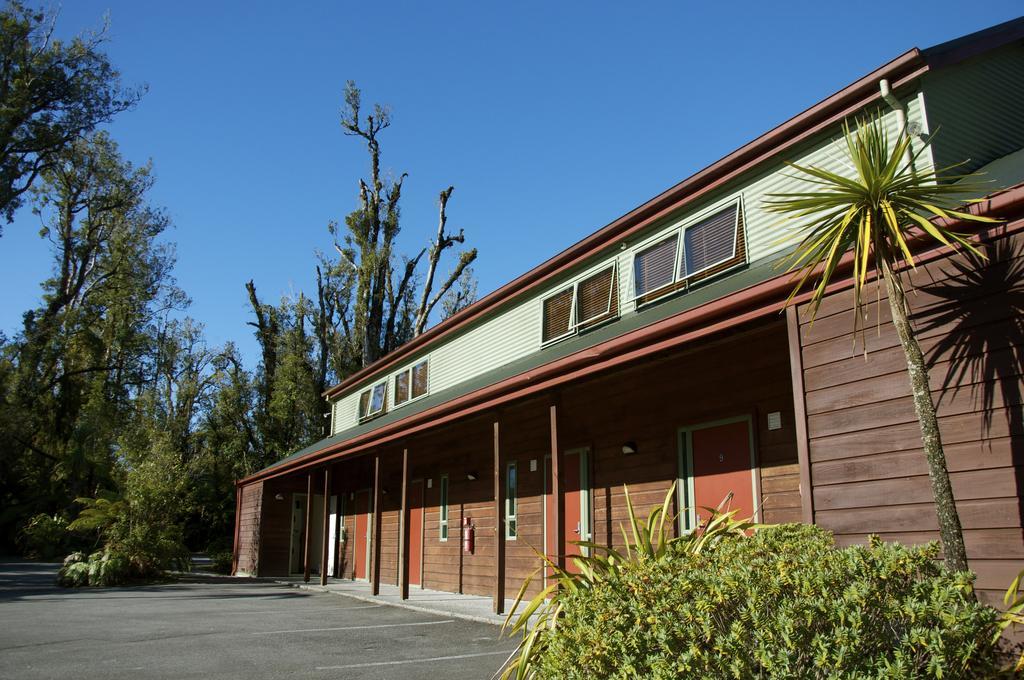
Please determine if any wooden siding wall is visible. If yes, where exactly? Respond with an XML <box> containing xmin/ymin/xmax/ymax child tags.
<box><xmin>557</xmin><ymin>318</ymin><xmax>801</xmax><ymax>555</ymax></box>
<box><xmin>413</xmin><ymin>419</ymin><xmax>498</xmax><ymax>597</ymax></box>
<box><xmin>266</xmin><ymin>318</ymin><xmax>799</xmax><ymax>597</ymax></box>
<box><xmin>258</xmin><ymin>476</ymin><xmax>308</xmax><ymax>576</ymax></box>
<box><xmin>235</xmin><ymin>482</ymin><xmax>263</xmax><ymax>575</ymax></box>
<box><xmin>795</xmin><ymin>227</ymin><xmax>1024</xmax><ymax>602</ymax></box>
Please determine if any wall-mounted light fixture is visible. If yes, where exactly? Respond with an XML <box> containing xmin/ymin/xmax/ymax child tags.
<box><xmin>466</xmin><ymin>471</ymin><xmax>479</xmax><ymax>481</ymax></box>
<box><xmin>621</xmin><ymin>441</ymin><xmax>637</xmax><ymax>455</ymax></box>
<box><xmin>275</xmin><ymin>493</ymin><xmax>285</xmax><ymax>501</ymax></box>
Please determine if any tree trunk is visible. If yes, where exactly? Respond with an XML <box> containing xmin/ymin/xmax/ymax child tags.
<box><xmin>882</xmin><ymin>262</ymin><xmax>970</xmax><ymax>574</ymax></box>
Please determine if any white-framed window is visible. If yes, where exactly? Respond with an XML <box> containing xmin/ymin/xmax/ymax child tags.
<box><xmin>632</xmin><ymin>199</ymin><xmax>744</xmax><ymax>305</ymax></box>
<box><xmin>439</xmin><ymin>474</ymin><xmax>449</xmax><ymax>541</ymax></box>
<box><xmin>505</xmin><ymin>461</ymin><xmax>518</xmax><ymax>539</ymax></box>
<box><xmin>540</xmin><ymin>263</ymin><xmax>619</xmax><ymax>345</ymax></box>
<box><xmin>358</xmin><ymin>380</ymin><xmax>388</xmax><ymax>421</ymax></box>
<box><xmin>394</xmin><ymin>358</ymin><xmax>429</xmax><ymax>407</ymax></box>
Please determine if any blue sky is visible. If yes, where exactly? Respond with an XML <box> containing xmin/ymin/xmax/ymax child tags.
<box><xmin>1</xmin><ymin>1</ymin><xmax>1020</xmax><ymax>365</ymax></box>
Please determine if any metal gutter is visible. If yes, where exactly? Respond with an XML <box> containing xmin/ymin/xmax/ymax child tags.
<box><xmin>322</xmin><ymin>49</ymin><xmax>929</xmax><ymax>400</ymax></box>
<box><xmin>240</xmin><ymin>182</ymin><xmax>1024</xmax><ymax>486</ymax></box>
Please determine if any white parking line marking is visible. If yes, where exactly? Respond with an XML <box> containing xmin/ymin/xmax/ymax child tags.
<box><xmin>238</xmin><ymin>604</ymin><xmax>384</xmax><ymax>616</ymax></box>
<box><xmin>254</xmin><ymin>619</ymin><xmax>454</xmax><ymax>635</ymax></box>
<box><xmin>315</xmin><ymin>650</ymin><xmax>511</xmax><ymax>670</ymax></box>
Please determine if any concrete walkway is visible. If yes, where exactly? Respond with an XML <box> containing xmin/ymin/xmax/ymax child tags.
<box><xmin>274</xmin><ymin>577</ymin><xmax>524</xmax><ymax>626</ymax></box>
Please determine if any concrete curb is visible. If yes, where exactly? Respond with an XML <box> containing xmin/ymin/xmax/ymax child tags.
<box><xmin>178</xmin><ymin>570</ymin><xmax>514</xmax><ymax>628</ymax></box>
<box><xmin>271</xmin><ymin>579</ymin><xmax>508</xmax><ymax>627</ymax></box>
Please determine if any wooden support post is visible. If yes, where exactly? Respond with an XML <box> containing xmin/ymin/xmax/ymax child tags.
<box><xmin>494</xmin><ymin>420</ymin><xmax>505</xmax><ymax>615</ymax></box>
<box><xmin>303</xmin><ymin>472</ymin><xmax>313</xmax><ymax>583</ymax></box>
<box><xmin>320</xmin><ymin>467</ymin><xmax>331</xmax><ymax>586</ymax></box>
<box><xmin>371</xmin><ymin>455</ymin><xmax>383</xmax><ymax>596</ymax></box>
<box><xmin>399</xmin><ymin>448</ymin><xmax>410</xmax><ymax>600</ymax></box>
<box><xmin>549</xmin><ymin>403</ymin><xmax>563</xmax><ymax>570</ymax></box>
<box><xmin>786</xmin><ymin>306</ymin><xmax>815</xmax><ymax>525</ymax></box>
<box><xmin>231</xmin><ymin>485</ymin><xmax>241</xmax><ymax>576</ymax></box>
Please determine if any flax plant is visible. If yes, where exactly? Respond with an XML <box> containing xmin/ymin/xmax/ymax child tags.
<box><xmin>765</xmin><ymin>113</ymin><xmax>999</xmax><ymax>573</ymax></box>
<box><xmin>496</xmin><ymin>484</ymin><xmax>758</xmax><ymax>679</ymax></box>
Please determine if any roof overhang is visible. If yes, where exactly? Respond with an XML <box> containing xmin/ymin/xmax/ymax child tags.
<box><xmin>241</xmin><ymin>182</ymin><xmax>1024</xmax><ymax>487</ymax></box>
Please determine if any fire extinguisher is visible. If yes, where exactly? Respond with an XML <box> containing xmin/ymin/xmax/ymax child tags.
<box><xmin>462</xmin><ymin>517</ymin><xmax>475</xmax><ymax>554</ymax></box>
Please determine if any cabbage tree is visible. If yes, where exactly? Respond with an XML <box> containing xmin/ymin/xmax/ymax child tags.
<box><xmin>766</xmin><ymin>114</ymin><xmax>998</xmax><ymax>573</ymax></box>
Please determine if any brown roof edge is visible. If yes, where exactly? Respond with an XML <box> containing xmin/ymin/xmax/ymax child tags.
<box><xmin>323</xmin><ymin>47</ymin><xmax>928</xmax><ymax>400</ymax></box>
<box><xmin>244</xmin><ymin>182</ymin><xmax>1024</xmax><ymax>487</ymax></box>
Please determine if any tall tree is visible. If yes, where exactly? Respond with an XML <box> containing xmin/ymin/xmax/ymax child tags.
<box><xmin>335</xmin><ymin>81</ymin><xmax>477</xmax><ymax>367</ymax></box>
<box><xmin>766</xmin><ymin>114</ymin><xmax>998</xmax><ymax>573</ymax></box>
<box><xmin>0</xmin><ymin>2</ymin><xmax>142</xmax><ymax>227</ymax></box>
<box><xmin>0</xmin><ymin>131</ymin><xmax>179</xmax><ymax>545</ymax></box>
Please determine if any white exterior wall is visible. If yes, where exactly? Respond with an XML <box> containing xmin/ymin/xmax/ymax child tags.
<box><xmin>329</xmin><ymin>95</ymin><xmax>932</xmax><ymax>435</ymax></box>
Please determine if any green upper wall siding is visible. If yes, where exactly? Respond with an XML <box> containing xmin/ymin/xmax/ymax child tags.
<box><xmin>326</xmin><ymin>87</ymin><xmax>956</xmax><ymax>437</ymax></box>
<box><xmin>923</xmin><ymin>42</ymin><xmax>1024</xmax><ymax>175</ymax></box>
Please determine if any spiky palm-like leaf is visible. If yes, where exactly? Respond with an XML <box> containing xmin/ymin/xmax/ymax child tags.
<box><xmin>765</xmin><ymin>112</ymin><xmax>997</xmax><ymax>326</ymax></box>
<box><xmin>765</xmin><ymin>113</ymin><xmax>1002</xmax><ymax>575</ymax></box>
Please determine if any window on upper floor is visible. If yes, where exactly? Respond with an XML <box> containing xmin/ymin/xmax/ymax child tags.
<box><xmin>358</xmin><ymin>380</ymin><xmax>388</xmax><ymax>421</ymax></box>
<box><xmin>541</xmin><ymin>263</ymin><xmax>619</xmax><ymax>345</ymax></box>
<box><xmin>632</xmin><ymin>200</ymin><xmax>745</xmax><ymax>305</ymax></box>
<box><xmin>394</xmin><ymin>359</ymin><xmax>429</xmax><ymax>407</ymax></box>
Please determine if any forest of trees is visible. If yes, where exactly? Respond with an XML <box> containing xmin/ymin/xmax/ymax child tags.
<box><xmin>0</xmin><ymin>2</ymin><xmax>478</xmax><ymax>572</ymax></box>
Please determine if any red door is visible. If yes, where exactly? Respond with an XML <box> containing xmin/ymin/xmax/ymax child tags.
<box><xmin>688</xmin><ymin>419</ymin><xmax>755</xmax><ymax>526</ymax></box>
<box><xmin>353</xmin><ymin>490</ymin><xmax>370</xmax><ymax>580</ymax></box>
<box><xmin>408</xmin><ymin>481</ymin><xmax>424</xmax><ymax>587</ymax></box>
<box><xmin>545</xmin><ymin>449</ymin><xmax>589</xmax><ymax>575</ymax></box>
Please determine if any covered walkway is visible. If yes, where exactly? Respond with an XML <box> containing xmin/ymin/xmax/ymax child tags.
<box><xmin>273</xmin><ymin>577</ymin><xmax>520</xmax><ymax>626</ymax></box>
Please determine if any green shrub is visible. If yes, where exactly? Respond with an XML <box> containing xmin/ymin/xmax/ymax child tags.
<box><xmin>17</xmin><ymin>513</ymin><xmax>69</xmax><ymax>559</ymax></box>
<box><xmin>57</xmin><ymin>561</ymin><xmax>90</xmax><ymax>587</ymax></box>
<box><xmin>57</xmin><ymin>549</ymin><xmax>134</xmax><ymax>587</ymax></box>
<box><xmin>209</xmin><ymin>551</ymin><xmax>233</xmax><ymax>575</ymax></box>
<box><xmin>536</xmin><ymin>524</ymin><xmax>1000</xmax><ymax>679</ymax></box>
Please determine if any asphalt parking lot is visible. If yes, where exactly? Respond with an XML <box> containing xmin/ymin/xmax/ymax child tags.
<box><xmin>0</xmin><ymin>561</ymin><xmax>517</xmax><ymax>679</ymax></box>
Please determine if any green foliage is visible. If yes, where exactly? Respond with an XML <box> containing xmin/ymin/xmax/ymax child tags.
<box><xmin>57</xmin><ymin>549</ymin><xmax>133</xmax><ymax>587</ymax></box>
<box><xmin>501</xmin><ymin>485</ymin><xmax>757</xmax><ymax>679</ymax></box>
<box><xmin>765</xmin><ymin>111</ymin><xmax>998</xmax><ymax>325</ymax></box>
<box><xmin>17</xmin><ymin>512</ymin><xmax>69</xmax><ymax>559</ymax></box>
<box><xmin>997</xmin><ymin>568</ymin><xmax>1024</xmax><ymax>672</ymax></box>
<box><xmin>530</xmin><ymin>525</ymin><xmax>1000</xmax><ymax>679</ymax></box>
<box><xmin>57</xmin><ymin>560</ymin><xmax>90</xmax><ymax>588</ymax></box>
<box><xmin>0</xmin><ymin>1</ymin><xmax>142</xmax><ymax>224</ymax></box>
<box><xmin>209</xmin><ymin>551</ymin><xmax>233</xmax><ymax>575</ymax></box>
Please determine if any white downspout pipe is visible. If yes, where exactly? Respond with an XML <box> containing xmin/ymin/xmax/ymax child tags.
<box><xmin>879</xmin><ymin>78</ymin><xmax>914</xmax><ymax>170</ymax></box>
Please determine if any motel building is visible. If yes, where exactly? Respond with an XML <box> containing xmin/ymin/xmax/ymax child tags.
<box><xmin>233</xmin><ymin>18</ymin><xmax>1024</xmax><ymax>611</ymax></box>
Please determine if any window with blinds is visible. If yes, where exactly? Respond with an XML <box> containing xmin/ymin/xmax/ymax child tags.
<box><xmin>541</xmin><ymin>264</ymin><xmax>619</xmax><ymax>345</ymax></box>
<box><xmin>541</xmin><ymin>287</ymin><xmax>574</xmax><ymax>343</ymax></box>
<box><xmin>634</xmin><ymin>235</ymin><xmax>678</xmax><ymax>298</ymax></box>
<box><xmin>576</xmin><ymin>266</ymin><xmax>617</xmax><ymax>326</ymax></box>
<box><xmin>633</xmin><ymin>201</ymin><xmax>745</xmax><ymax>305</ymax></box>
<box><xmin>358</xmin><ymin>380</ymin><xmax>388</xmax><ymax>420</ymax></box>
<box><xmin>682</xmin><ymin>203</ymin><xmax>739</xmax><ymax>278</ymax></box>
